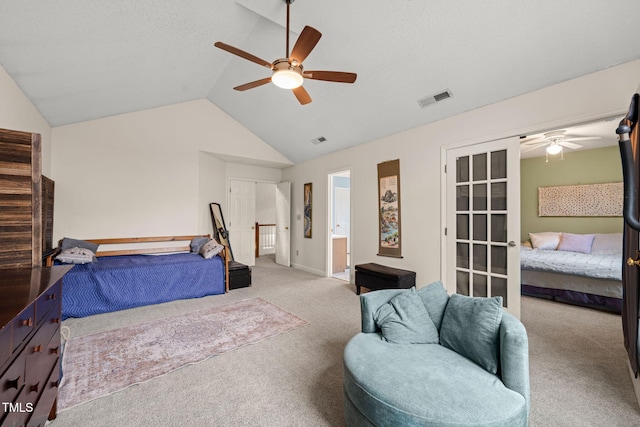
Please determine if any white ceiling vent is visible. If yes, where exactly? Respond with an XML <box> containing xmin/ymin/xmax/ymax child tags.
<box><xmin>418</xmin><ymin>89</ymin><xmax>453</xmax><ymax>109</ymax></box>
<box><xmin>311</xmin><ymin>136</ymin><xmax>327</xmax><ymax>145</ymax></box>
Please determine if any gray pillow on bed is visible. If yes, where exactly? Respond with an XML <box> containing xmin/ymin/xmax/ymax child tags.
<box><xmin>61</xmin><ymin>237</ymin><xmax>99</xmax><ymax>254</ymax></box>
<box><xmin>190</xmin><ymin>237</ymin><xmax>210</xmax><ymax>253</ymax></box>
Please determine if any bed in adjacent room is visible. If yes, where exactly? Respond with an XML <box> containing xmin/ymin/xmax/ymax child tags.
<box><xmin>520</xmin><ymin>232</ymin><xmax>623</xmax><ymax>312</ymax></box>
<box><xmin>48</xmin><ymin>235</ymin><xmax>229</xmax><ymax>319</ymax></box>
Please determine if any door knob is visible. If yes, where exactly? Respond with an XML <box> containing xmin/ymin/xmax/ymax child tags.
<box><xmin>508</xmin><ymin>241</ymin><xmax>516</xmax><ymax>247</ymax></box>
<box><xmin>628</xmin><ymin>250</ymin><xmax>640</xmax><ymax>267</ymax></box>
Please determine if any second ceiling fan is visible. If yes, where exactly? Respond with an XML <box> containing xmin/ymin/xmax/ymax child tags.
<box><xmin>522</xmin><ymin>130</ymin><xmax>601</xmax><ymax>155</ymax></box>
<box><xmin>214</xmin><ymin>0</ymin><xmax>357</xmax><ymax>105</ymax></box>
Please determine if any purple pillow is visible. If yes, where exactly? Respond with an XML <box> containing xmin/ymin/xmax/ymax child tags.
<box><xmin>557</xmin><ymin>233</ymin><xmax>595</xmax><ymax>254</ymax></box>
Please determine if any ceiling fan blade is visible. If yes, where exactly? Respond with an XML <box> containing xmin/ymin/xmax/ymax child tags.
<box><xmin>304</xmin><ymin>71</ymin><xmax>357</xmax><ymax>83</ymax></box>
<box><xmin>292</xmin><ymin>86</ymin><xmax>312</xmax><ymax>105</ymax></box>
<box><xmin>214</xmin><ymin>42</ymin><xmax>273</xmax><ymax>69</ymax></box>
<box><xmin>521</xmin><ymin>142</ymin><xmax>548</xmax><ymax>153</ymax></box>
<box><xmin>522</xmin><ymin>137</ymin><xmax>545</xmax><ymax>145</ymax></box>
<box><xmin>290</xmin><ymin>26</ymin><xmax>322</xmax><ymax>64</ymax></box>
<box><xmin>559</xmin><ymin>141</ymin><xmax>582</xmax><ymax>150</ymax></box>
<box><xmin>233</xmin><ymin>77</ymin><xmax>272</xmax><ymax>91</ymax></box>
<box><xmin>564</xmin><ymin>136</ymin><xmax>601</xmax><ymax>142</ymax></box>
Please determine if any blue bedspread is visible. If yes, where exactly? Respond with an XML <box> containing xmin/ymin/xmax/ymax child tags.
<box><xmin>60</xmin><ymin>253</ymin><xmax>225</xmax><ymax>319</ymax></box>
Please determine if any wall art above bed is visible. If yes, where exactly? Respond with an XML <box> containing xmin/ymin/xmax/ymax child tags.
<box><xmin>538</xmin><ymin>182</ymin><xmax>623</xmax><ymax>217</ymax></box>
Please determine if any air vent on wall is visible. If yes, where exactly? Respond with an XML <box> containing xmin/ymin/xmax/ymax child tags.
<box><xmin>417</xmin><ymin>89</ymin><xmax>453</xmax><ymax>109</ymax></box>
<box><xmin>311</xmin><ymin>136</ymin><xmax>327</xmax><ymax>145</ymax></box>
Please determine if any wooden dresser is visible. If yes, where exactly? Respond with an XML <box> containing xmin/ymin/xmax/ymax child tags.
<box><xmin>0</xmin><ymin>266</ymin><xmax>71</xmax><ymax>427</ymax></box>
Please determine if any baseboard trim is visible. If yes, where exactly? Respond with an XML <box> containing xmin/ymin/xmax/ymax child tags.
<box><xmin>291</xmin><ymin>263</ymin><xmax>325</xmax><ymax>277</ymax></box>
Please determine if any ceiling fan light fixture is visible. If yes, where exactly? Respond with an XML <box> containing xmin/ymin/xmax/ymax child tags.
<box><xmin>272</xmin><ymin>69</ymin><xmax>303</xmax><ymax>89</ymax></box>
<box><xmin>272</xmin><ymin>60</ymin><xmax>303</xmax><ymax>89</ymax></box>
<box><xmin>546</xmin><ymin>142</ymin><xmax>563</xmax><ymax>155</ymax></box>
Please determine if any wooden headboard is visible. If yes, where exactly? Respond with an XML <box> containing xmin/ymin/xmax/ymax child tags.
<box><xmin>46</xmin><ymin>235</ymin><xmax>229</xmax><ymax>291</ymax></box>
<box><xmin>85</xmin><ymin>235</ymin><xmax>210</xmax><ymax>257</ymax></box>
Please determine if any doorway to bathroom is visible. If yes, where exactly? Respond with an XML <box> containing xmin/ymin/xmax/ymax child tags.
<box><xmin>328</xmin><ymin>169</ymin><xmax>351</xmax><ymax>281</ymax></box>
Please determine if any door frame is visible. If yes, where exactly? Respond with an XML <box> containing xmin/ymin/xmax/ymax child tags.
<box><xmin>226</xmin><ymin>176</ymin><xmax>283</xmax><ymax>266</ymax></box>
<box><xmin>438</xmin><ymin>113</ymin><xmax>627</xmax><ymax>311</ymax></box>
<box><xmin>327</xmin><ymin>168</ymin><xmax>352</xmax><ymax>280</ymax></box>
<box><xmin>275</xmin><ymin>181</ymin><xmax>291</xmax><ymax>267</ymax></box>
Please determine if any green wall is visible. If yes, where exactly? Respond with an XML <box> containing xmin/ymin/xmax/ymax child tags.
<box><xmin>520</xmin><ymin>145</ymin><xmax>623</xmax><ymax>242</ymax></box>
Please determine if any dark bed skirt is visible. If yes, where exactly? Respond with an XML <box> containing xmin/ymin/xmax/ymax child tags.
<box><xmin>521</xmin><ymin>285</ymin><xmax>622</xmax><ymax>314</ymax></box>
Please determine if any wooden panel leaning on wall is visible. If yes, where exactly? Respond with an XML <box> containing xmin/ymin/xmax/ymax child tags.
<box><xmin>0</xmin><ymin>128</ymin><xmax>42</xmax><ymax>268</ymax></box>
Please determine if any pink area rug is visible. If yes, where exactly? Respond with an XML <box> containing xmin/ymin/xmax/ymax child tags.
<box><xmin>58</xmin><ymin>298</ymin><xmax>308</xmax><ymax>410</ymax></box>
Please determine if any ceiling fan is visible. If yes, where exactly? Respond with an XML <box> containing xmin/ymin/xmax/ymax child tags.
<box><xmin>521</xmin><ymin>130</ymin><xmax>601</xmax><ymax>155</ymax></box>
<box><xmin>214</xmin><ymin>0</ymin><xmax>357</xmax><ymax>105</ymax></box>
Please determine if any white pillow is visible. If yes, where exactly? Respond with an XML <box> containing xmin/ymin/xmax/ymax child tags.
<box><xmin>55</xmin><ymin>247</ymin><xmax>96</xmax><ymax>264</ymax></box>
<box><xmin>200</xmin><ymin>239</ymin><xmax>225</xmax><ymax>259</ymax></box>
<box><xmin>528</xmin><ymin>232</ymin><xmax>562</xmax><ymax>250</ymax></box>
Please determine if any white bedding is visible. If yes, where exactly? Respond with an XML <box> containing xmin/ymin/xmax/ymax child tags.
<box><xmin>520</xmin><ymin>246</ymin><xmax>621</xmax><ymax>281</ymax></box>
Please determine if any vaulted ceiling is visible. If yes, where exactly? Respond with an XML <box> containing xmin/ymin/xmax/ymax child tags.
<box><xmin>1</xmin><ymin>1</ymin><xmax>639</xmax><ymax>163</ymax></box>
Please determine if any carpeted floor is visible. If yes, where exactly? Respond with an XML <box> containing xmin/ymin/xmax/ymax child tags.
<box><xmin>522</xmin><ymin>296</ymin><xmax>639</xmax><ymax>426</ymax></box>
<box><xmin>51</xmin><ymin>255</ymin><xmax>640</xmax><ymax>426</ymax></box>
<box><xmin>59</xmin><ymin>298</ymin><xmax>308</xmax><ymax>411</ymax></box>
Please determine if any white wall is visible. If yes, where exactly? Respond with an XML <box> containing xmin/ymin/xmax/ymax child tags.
<box><xmin>226</xmin><ymin>162</ymin><xmax>283</xmax><ymax>182</ymax></box>
<box><xmin>283</xmin><ymin>59</ymin><xmax>640</xmax><ymax>286</ymax></box>
<box><xmin>51</xmin><ymin>99</ymin><xmax>290</xmax><ymax>241</ymax></box>
<box><xmin>199</xmin><ymin>152</ymin><xmax>227</xmax><ymax>237</ymax></box>
<box><xmin>0</xmin><ymin>65</ymin><xmax>53</xmax><ymax>175</ymax></box>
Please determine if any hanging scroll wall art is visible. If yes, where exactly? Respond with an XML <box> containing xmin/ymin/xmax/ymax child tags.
<box><xmin>538</xmin><ymin>182</ymin><xmax>623</xmax><ymax>217</ymax></box>
<box><xmin>303</xmin><ymin>182</ymin><xmax>312</xmax><ymax>238</ymax></box>
<box><xmin>377</xmin><ymin>159</ymin><xmax>402</xmax><ymax>257</ymax></box>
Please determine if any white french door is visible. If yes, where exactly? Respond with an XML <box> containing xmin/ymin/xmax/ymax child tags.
<box><xmin>228</xmin><ymin>179</ymin><xmax>256</xmax><ymax>266</ymax></box>
<box><xmin>275</xmin><ymin>181</ymin><xmax>291</xmax><ymax>267</ymax></box>
<box><xmin>445</xmin><ymin>137</ymin><xmax>521</xmax><ymax>318</ymax></box>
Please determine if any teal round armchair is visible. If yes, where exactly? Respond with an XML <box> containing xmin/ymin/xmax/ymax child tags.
<box><xmin>343</xmin><ymin>283</ymin><xmax>530</xmax><ymax>426</ymax></box>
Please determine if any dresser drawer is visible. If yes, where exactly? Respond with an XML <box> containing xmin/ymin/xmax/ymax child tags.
<box><xmin>25</xmin><ymin>359</ymin><xmax>59</xmax><ymax>427</ymax></box>
<box><xmin>35</xmin><ymin>281</ymin><xmax>61</xmax><ymax>326</ymax></box>
<box><xmin>1</xmin><ymin>385</ymin><xmax>31</xmax><ymax>427</ymax></box>
<box><xmin>12</xmin><ymin>305</ymin><xmax>36</xmax><ymax>350</ymax></box>
<box><xmin>25</xmin><ymin>324</ymin><xmax>59</xmax><ymax>389</ymax></box>
<box><xmin>0</xmin><ymin>349</ymin><xmax>25</xmax><ymax>406</ymax></box>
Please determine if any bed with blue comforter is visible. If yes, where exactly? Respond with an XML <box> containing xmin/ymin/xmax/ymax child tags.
<box><xmin>50</xmin><ymin>235</ymin><xmax>228</xmax><ymax>319</ymax></box>
<box><xmin>521</xmin><ymin>232</ymin><xmax>622</xmax><ymax>312</ymax></box>
<box><xmin>60</xmin><ymin>253</ymin><xmax>225</xmax><ymax>319</ymax></box>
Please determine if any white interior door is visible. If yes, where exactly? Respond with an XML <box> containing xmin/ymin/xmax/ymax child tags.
<box><xmin>445</xmin><ymin>137</ymin><xmax>521</xmax><ymax>318</ymax></box>
<box><xmin>229</xmin><ymin>179</ymin><xmax>256</xmax><ymax>266</ymax></box>
<box><xmin>275</xmin><ymin>181</ymin><xmax>291</xmax><ymax>267</ymax></box>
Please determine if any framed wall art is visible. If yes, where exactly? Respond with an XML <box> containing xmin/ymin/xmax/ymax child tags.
<box><xmin>377</xmin><ymin>159</ymin><xmax>402</xmax><ymax>257</ymax></box>
<box><xmin>304</xmin><ymin>182</ymin><xmax>312</xmax><ymax>238</ymax></box>
<box><xmin>538</xmin><ymin>182</ymin><xmax>622</xmax><ymax>217</ymax></box>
